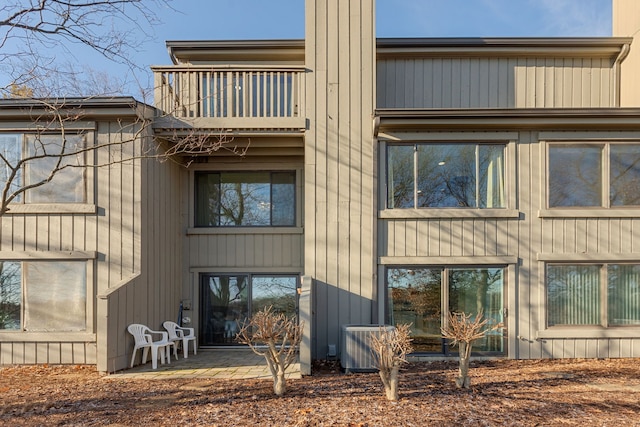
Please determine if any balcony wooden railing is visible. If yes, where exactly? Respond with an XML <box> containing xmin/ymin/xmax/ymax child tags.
<box><xmin>152</xmin><ymin>65</ymin><xmax>306</xmax><ymax>130</ymax></box>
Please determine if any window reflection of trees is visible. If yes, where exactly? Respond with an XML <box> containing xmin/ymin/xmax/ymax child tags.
<box><xmin>195</xmin><ymin>171</ymin><xmax>295</xmax><ymax>227</ymax></box>
<box><xmin>200</xmin><ymin>274</ymin><xmax>298</xmax><ymax>346</ymax></box>
<box><xmin>0</xmin><ymin>261</ymin><xmax>21</xmax><ymax>330</ymax></box>
<box><xmin>387</xmin><ymin>267</ymin><xmax>504</xmax><ymax>353</ymax></box>
<box><xmin>387</xmin><ymin>143</ymin><xmax>505</xmax><ymax>209</ymax></box>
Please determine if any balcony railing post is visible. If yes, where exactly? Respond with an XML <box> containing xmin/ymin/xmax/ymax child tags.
<box><xmin>152</xmin><ymin>65</ymin><xmax>305</xmax><ymax>125</ymax></box>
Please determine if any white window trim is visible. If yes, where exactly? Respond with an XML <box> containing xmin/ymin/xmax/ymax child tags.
<box><xmin>379</xmin><ymin>133</ymin><xmax>517</xmax><ymax>217</ymax></box>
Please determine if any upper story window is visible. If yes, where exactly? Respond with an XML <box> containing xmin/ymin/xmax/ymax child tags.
<box><xmin>0</xmin><ymin>133</ymin><xmax>86</xmax><ymax>204</ymax></box>
<box><xmin>194</xmin><ymin>171</ymin><xmax>296</xmax><ymax>227</ymax></box>
<box><xmin>546</xmin><ymin>263</ymin><xmax>640</xmax><ymax>327</ymax></box>
<box><xmin>548</xmin><ymin>143</ymin><xmax>640</xmax><ymax>208</ymax></box>
<box><xmin>387</xmin><ymin>143</ymin><xmax>506</xmax><ymax>209</ymax></box>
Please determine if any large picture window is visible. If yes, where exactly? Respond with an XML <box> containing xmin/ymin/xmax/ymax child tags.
<box><xmin>548</xmin><ymin>143</ymin><xmax>640</xmax><ymax>208</ymax></box>
<box><xmin>387</xmin><ymin>143</ymin><xmax>506</xmax><ymax>209</ymax></box>
<box><xmin>0</xmin><ymin>133</ymin><xmax>87</xmax><ymax>204</ymax></box>
<box><xmin>386</xmin><ymin>266</ymin><xmax>505</xmax><ymax>354</ymax></box>
<box><xmin>194</xmin><ymin>171</ymin><xmax>296</xmax><ymax>227</ymax></box>
<box><xmin>0</xmin><ymin>261</ymin><xmax>87</xmax><ymax>331</ymax></box>
<box><xmin>546</xmin><ymin>263</ymin><xmax>640</xmax><ymax>327</ymax></box>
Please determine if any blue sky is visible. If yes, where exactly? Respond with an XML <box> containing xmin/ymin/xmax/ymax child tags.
<box><xmin>3</xmin><ymin>0</ymin><xmax>613</xmax><ymax>97</ymax></box>
<box><xmin>128</xmin><ymin>0</ymin><xmax>609</xmax><ymax>88</ymax></box>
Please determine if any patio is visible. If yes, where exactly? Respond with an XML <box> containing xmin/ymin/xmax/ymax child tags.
<box><xmin>106</xmin><ymin>348</ymin><xmax>301</xmax><ymax>380</ymax></box>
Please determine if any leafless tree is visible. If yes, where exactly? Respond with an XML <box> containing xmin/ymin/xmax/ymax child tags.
<box><xmin>369</xmin><ymin>324</ymin><xmax>413</xmax><ymax>401</ymax></box>
<box><xmin>236</xmin><ymin>306</ymin><xmax>303</xmax><ymax>396</ymax></box>
<box><xmin>441</xmin><ymin>311</ymin><xmax>502</xmax><ymax>389</ymax></box>
<box><xmin>0</xmin><ymin>0</ymin><xmax>171</xmax><ymax>98</ymax></box>
<box><xmin>0</xmin><ymin>97</ymin><xmax>246</xmax><ymax>215</ymax></box>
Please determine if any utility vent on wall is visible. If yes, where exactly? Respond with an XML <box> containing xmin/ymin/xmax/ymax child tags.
<box><xmin>340</xmin><ymin>324</ymin><xmax>395</xmax><ymax>373</ymax></box>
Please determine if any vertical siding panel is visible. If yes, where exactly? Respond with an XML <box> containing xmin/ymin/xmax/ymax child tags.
<box><xmin>498</xmin><ymin>58</ymin><xmax>510</xmax><ymax>107</ymax></box>
<box><xmin>48</xmin><ymin>215</ymin><xmax>61</xmax><ymax>250</ymax></box>
<box><xmin>535</xmin><ymin>58</ymin><xmax>545</xmax><ymax>108</ymax></box>
<box><xmin>405</xmin><ymin>220</ymin><xmax>417</xmax><ymax>257</ymax></box>
<box><xmin>551</xmin><ymin>339</ymin><xmax>564</xmax><ymax>359</ymax></box>
<box><xmin>404</xmin><ymin>59</ymin><xmax>415</xmax><ymax>107</ymax></box>
<box><xmin>585</xmin><ymin>340</ymin><xmax>598</xmax><ymax>358</ymax></box>
<box><xmin>416</xmin><ymin>221</ymin><xmax>429</xmax><ymax>256</ymax></box>
<box><xmin>47</xmin><ymin>342</ymin><xmax>62</xmax><ymax>365</ymax></box>
<box><xmin>24</xmin><ymin>343</ymin><xmax>36</xmax><ymax>364</ymax></box>
<box><xmin>414</xmin><ymin>60</ymin><xmax>425</xmax><ymax>108</ymax></box>
<box><xmin>24</xmin><ymin>216</ymin><xmax>37</xmax><ymax>251</ymax></box>
<box><xmin>428</xmin><ymin>221</ymin><xmax>440</xmax><ymax>257</ymax></box>
<box><xmin>460</xmin><ymin>59</ymin><xmax>471</xmax><ymax>108</ymax></box>
<box><xmin>590</xmin><ymin>59</ymin><xmax>601</xmax><ymax>107</ymax></box>
<box><xmin>377</xmin><ymin>60</ymin><xmax>387</xmax><ymax>107</ymax></box>
<box><xmin>35</xmin><ymin>215</ymin><xmax>49</xmax><ymax>250</ymax></box>
<box><xmin>562</xmin><ymin>59</ymin><xmax>573</xmax><ymax>107</ymax></box>
<box><xmin>544</xmin><ymin>58</ymin><xmax>554</xmax><ymax>107</ymax></box>
<box><xmin>473</xmin><ymin>219</ymin><xmax>485</xmax><ymax>256</ymax></box>
<box><xmin>439</xmin><ymin>219</ymin><xmax>451</xmax><ymax>257</ymax></box>
<box><xmin>468</xmin><ymin>58</ymin><xmax>479</xmax><ymax>107</ymax></box>
<box><xmin>480</xmin><ymin>59</ymin><xmax>491</xmax><ymax>108</ymax></box>
<box><xmin>576</xmin><ymin>218</ymin><xmax>587</xmax><ymax>253</ymax></box>
<box><xmin>441</xmin><ymin>59</ymin><xmax>453</xmax><ymax>108</ymax></box>
<box><xmin>488</xmin><ymin>58</ymin><xmax>499</xmax><ymax>108</ymax></box>
<box><xmin>432</xmin><ymin>59</ymin><xmax>443</xmax><ymax>107</ymax></box>
<box><xmin>60</xmin><ymin>215</ymin><xmax>73</xmax><ymax>251</ymax></box>
<box><xmin>514</xmin><ymin>59</ymin><xmax>525</xmax><ymax>107</ymax></box>
<box><xmin>450</xmin><ymin>220</ymin><xmax>463</xmax><ymax>257</ymax></box>
<box><xmin>620</xmin><ymin>339</ymin><xmax>633</xmax><ymax>357</ymax></box>
<box><xmin>610</xmin><ymin>218</ymin><xmax>621</xmax><ymax>253</ymax></box>
<box><xmin>586</xmin><ymin>218</ymin><xmax>598</xmax><ymax>253</ymax></box>
<box><xmin>450</xmin><ymin>58</ymin><xmax>461</xmax><ymax>108</ymax></box>
<box><xmin>422</xmin><ymin>60</ymin><xmax>434</xmax><ymax>108</ymax></box>
<box><xmin>60</xmin><ymin>343</ymin><xmax>74</xmax><ymax>364</ymax></box>
<box><xmin>462</xmin><ymin>219</ymin><xmax>475</xmax><ymax>256</ymax></box>
<box><xmin>602</xmin><ymin>60</ymin><xmax>612</xmax><ymax>107</ymax></box>
<box><xmin>496</xmin><ymin>219</ymin><xmax>509</xmax><ymax>256</ymax></box>
<box><xmin>14</xmin><ymin>343</ymin><xmax>25</xmax><ymax>364</ymax></box>
<box><xmin>597</xmin><ymin>340</ymin><xmax>610</xmax><ymax>359</ymax></box>
<box><xmin>72</xmin><ymin>343</ymin><xmax>85</xmax><ymax>364</ymax></box>
<box><xmin>620</xmin><ymin>219</ymin><xmax>633</xmax><ymax>253</ymax></box>
<box><xmin>485</xmin><ymin>219</ymin><xmax>498</xmax><ymax>256</ymax></box>
<box><xmin>35</xmin><ymin>343</ymin><xmax>47</xmax><ymax>364</ymax></box>
<box><xmin>525</xmin><ymin>59</ymin><xmax>536</xmax><ymax>108</ymax></box>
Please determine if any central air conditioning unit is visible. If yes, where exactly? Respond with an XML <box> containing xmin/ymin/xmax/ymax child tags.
<box><xmin>340</xmin><ymin>324</ymin><xmax>395</xmax><ymax>373</ymax></box>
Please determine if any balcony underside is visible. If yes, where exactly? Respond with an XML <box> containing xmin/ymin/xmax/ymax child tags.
<box><xmin>153</xmin><ymin>116</ymin><xmax>307</xmax><ymax>137</ymax></box>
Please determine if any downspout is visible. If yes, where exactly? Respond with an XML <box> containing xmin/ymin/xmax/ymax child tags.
<box><xmin>614</xmin><ymin>43</ymin><xmax>631</xmax><ymax>107</ymax></box>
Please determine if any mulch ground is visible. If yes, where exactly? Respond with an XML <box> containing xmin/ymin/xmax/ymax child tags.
<box><xmin>1</xmin><ymin>358</ymin><xmax>639</xmax><ymax>426</ymax></box>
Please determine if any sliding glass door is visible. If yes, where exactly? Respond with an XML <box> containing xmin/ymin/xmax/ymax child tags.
<box><xmin>387</xmin><ymin>266</ymin><xmax>505</xmax><ymax>354</ymax></box>
<box><xmin>199</xmin><ymin>274</ymin><xmax>298</xmax><ymax>346</ymax></box>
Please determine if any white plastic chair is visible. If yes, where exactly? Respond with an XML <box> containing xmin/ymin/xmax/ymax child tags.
<box><xmin>127</xmin><ymin>323</ymin><xmax>175</xmax><ymax>369</ymax></box>
<box><xmin>163</xmin><ymin>320</ymin><xmax>197</xmax><ymax>359</ymax></box>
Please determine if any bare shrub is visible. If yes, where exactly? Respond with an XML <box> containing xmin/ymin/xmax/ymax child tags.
<box><xmin>369</xmin><ymin>324</ymin><xmax>414</xmax><ymax>401</ymax></box>
<box><xmin>441</xmin><ymin>311</ymin><xmax>502</xmax><ymax>389</ymax></box>
<box><xmin>236</xmin><ymin>306</ymin><xmax>303</xmax><ymax>396</ymax></box>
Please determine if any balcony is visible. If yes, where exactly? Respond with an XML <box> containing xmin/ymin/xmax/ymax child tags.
<box><xmin>152</xmin><ymin>65</ymin><xmax>306</xmax><ymax>132</ymax></box>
